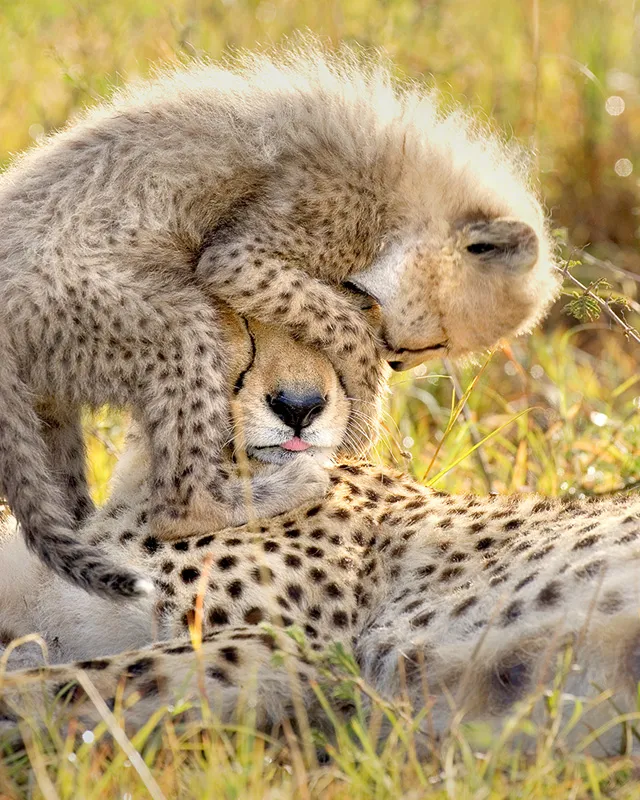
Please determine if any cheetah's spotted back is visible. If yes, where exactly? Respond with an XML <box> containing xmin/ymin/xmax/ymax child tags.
<box><xmin>2</xmin><ymin>463</ymin><xmax>640</xmax><ymax>755</ymax></box>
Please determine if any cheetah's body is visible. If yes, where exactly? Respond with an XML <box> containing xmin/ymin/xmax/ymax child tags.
<box><xmin>2</xmin><ymin>442</ymin><xmax>640</xmax><ymax>751</ymax></box>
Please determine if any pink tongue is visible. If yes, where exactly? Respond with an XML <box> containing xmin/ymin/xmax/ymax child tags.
<box><xmin>282</xmin><ymin>436</ymin><xmax>311</xmax><ymax>452</ymax></box>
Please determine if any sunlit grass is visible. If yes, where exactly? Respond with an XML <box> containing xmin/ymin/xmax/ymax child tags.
<box><xmin>4</xmin><ymin>643</ymin><xmax>640</xmax><ymax>798</ymax></box>
<box><xmin>1</xmin><ymin>0</ymin><xmax>639</xmax><ymax>795</ymax></box>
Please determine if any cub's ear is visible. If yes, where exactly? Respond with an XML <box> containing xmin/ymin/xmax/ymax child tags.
<box><xmin>463</xmin><ymin>218</ymin><xmax>539</xmax><ymax>274</ymax></box>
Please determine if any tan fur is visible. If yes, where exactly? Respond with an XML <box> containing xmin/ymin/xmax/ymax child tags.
<box><xmin>0</xmin><ymin>41</ymin><xmax>559</xmax><ymax>599</ymax></box>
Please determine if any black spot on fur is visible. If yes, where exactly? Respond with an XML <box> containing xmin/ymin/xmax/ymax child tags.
<box><xmin>332</xmin><ymin>610</ymin><xmax>349</xmax><ymax>627</ymax></box>
<box><xmin>412</xmin><ymin>610</ymin><xmax>436</xmax><ymax>628</ymax></box>
<box><xmin>500</xmin><ymin>601</ymin><xmax>523</xmax><ymax>626</ymax></box>
<box><xmin>514</xmin><ymin>573</ymin><xmax>537</xmax><ymax>592</ymax></box>
<box><xmin>226</xmin><ymin>579</ymin><xmax>243</xmax><ymax>598</ymax></box>
<box><xmin>259</xmin><ymin>632</ymin><xmax>277</xmax><ymax>651</ymax></box>
<box><xmin>573</xmin><ymin>534</ymin><xmax>600</xmax><ymax>551</ymax></box>
<box><xmin>287</xmin><ymin>583</ymin><xmax>304</xmax><ymax>603</ymax></box>
<box><xmin>207</xmin><ymin>666</ymin><xmax>232</xmax><ymax>686</ymax></box>
<box><xmin>164</xmin><ymin>644</ymin><xmax>193</xmax><ymax>655</ymax></box>
<box><xmin>77</xmin><ymin>658</ymin><xmax>111</xmax><ymax>671</ymax></box>
<box><xmin>142</xmin><ymin>536</ymin><xmax>162</xmax><ymax>554</ymax></box>
<box><xmin>439</xmin><ymin>566</ymin><xmax>463</xmax><ymax>582</ymax></box>
<box><xmin>220</xmin><ymin>646</ymin><xmax>239</xmax><ymax>665</ymax></box>
<box><xmin>181</xmin><ymin>567</ymin><xmax>200</xmax><ymax>584</ymax></box>
<box><xmin>209</xmin><ymin>607</ymin><xmax>229</xmax><ymax>626</ymax></box>
<box><xmin>452</xmin><ymin>596</ymin><xmax>478</xmax><ymax>617</ymax></box>
<box><xmin>532</xmin><ymin>500</ymin><xmax>551</xmax><ymax>514</ymax></box>
<box><xmin>575</xmin><ymin>559</ymin><xmax>606</xmax><ymax>580</ymax></box>
<box><xmin>125</xmin><ymin>657</ymin><xmax>155</xmax><ymax>677</ymax></box>
<box><xmin>475</xmin><ymin>537</ymin><xmax>494</xmax><ymax>551</ymax></box>
<box><xmin>598</xmin><ymin>591</ymin><xmax>623</xmax><ymax>615</ymax></box>
<box><xmin>244</xmin><ymin>607</ymin><xmax>264</xmax><ymax>624</ymax></box>
<box><xmin>503</xmin><ymin>519</ymin><xmax>523</xmax><ymax>531</ymax></box>
<box><xmin>468</xmin><ymin>521</ymin><xmax>486</xmax><ymax>533</ymax></box>
<box><xmin>527</xmin><ymin>544</ymin><xmax>554</xmax><ymax>562</ymax></box>
<box><xmin>325</xmin><ymin>582</ymin><xmax>343</xmax><ymax>598</ymax></box>
<box><xmin>537</xmin><ymin>581</ymin><xmax>562</xmax><ymax>608</ymax></box>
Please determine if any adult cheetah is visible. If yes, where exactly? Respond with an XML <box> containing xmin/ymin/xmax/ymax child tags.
<box><xmin>0</xmin><ymin>41</ymin><xmax>560</xmax><ymax>601</ymax></box>
<box><xmin>1</xmin><ymin>315</ymin><xmax>639</xmax><ymax>756</ymax></box>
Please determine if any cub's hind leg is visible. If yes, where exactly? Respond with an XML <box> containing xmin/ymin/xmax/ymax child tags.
<box><xmin>0</xmin><ymin>326</ymin><xmax>148</xmax><ymax>600</ymax></box>
<box><xmin>37</xmin><ymin>402</ymin><xmax>95</xmax><ymax>527</ymax></box>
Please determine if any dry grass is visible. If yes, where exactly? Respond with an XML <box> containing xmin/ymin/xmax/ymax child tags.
<box><xmin>0</xmin><ymin>0</ymin><xmax>639</xmax><ymax>796</ymax></box>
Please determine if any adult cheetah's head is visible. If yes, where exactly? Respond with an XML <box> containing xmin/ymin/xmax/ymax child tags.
<box><xmin>225</xmin><ymin>311</ymin><xmax>351</xmax><ymax>466</ymax></box>
<box><xmin>121</xmin><ymin>304</ymin><xmax>352</xmax><ymax>482</ymax></box>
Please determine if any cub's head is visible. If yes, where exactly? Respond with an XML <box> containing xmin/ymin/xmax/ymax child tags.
<box><xmin>223</xmin><ymin>311</ymin><xmax>352</xmax><ymax>466</ymax></box>
<box><xmin>346</xmin><ymin>115</ymin><xmax>561</xmax><ymax>371</ymax></box>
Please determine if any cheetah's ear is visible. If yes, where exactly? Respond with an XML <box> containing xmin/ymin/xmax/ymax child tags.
<box><xmin>463</xmin><ymin>218</ymin><xmax>539</xmax><ymax>274</ymax></box>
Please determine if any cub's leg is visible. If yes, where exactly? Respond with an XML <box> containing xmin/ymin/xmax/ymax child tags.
<box><xmin>197</xmin><ymin>242</ymin><xmax>385</xmax><ymax>456</ymax></box>
<box><xmin>37</xmin><ymin>403</ymin><xmax>95</xmax><ymax>527</ymax></box>
<box><xmin>39</xmin><ymin>276</ymin><xmax>323</xmax><ymax>540</ymax></box>
<box><xmin>0</xmin><ymin>327</ymin><xmax>149</xmax><ymax>600</ymax></box>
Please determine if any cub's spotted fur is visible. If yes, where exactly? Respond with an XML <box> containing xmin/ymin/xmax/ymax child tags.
<box><xmin>0</xmin><ymin>42</ymin><xmax>559</xmax><ymax>600</ymax></box>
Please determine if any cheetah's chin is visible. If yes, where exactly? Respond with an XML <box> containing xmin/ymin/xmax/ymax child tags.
<box><xmin>246</xmin><ymin>445</ymin><xmax>331</xmax><ymax>466</ymax></box>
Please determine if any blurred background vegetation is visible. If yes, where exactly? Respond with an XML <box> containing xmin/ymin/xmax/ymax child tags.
<box><xmin>0</xmin><ymin>4</ymin><xmax>639</xmax><ymax>796</ymax></box>
<box><xmin>1</xmin><ymin>0</ymin><xmax>638</xmax><ymax>500</ymax></box>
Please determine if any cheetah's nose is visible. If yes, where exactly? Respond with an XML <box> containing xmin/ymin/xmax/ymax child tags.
<box><xmin>267</xmin><ymin>391</ymin><xmax>327</xmax><ymax>432</ymax></box>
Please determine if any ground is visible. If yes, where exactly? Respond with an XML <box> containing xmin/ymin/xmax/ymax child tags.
<box><xmin>0</xmin><ymin>0</ymin><xmax>639</xmax><ymax>797</ymax></box>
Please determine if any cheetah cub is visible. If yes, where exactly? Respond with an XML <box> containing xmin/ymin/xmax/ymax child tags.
<box><xmin>0</xmin><ymin>43</ymin><xmax>560</xmax><ymax>600</ymax></box>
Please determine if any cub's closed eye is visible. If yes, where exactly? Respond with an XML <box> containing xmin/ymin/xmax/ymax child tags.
<box><xmin>467</xmin><ymin>242</ymin><xmax>499</xmax><ymax>255</ymax></box>
<box><xmin>392</xmin><ymin>341</ymin><xmax>448</xmax><ymax>355</ymax></box>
